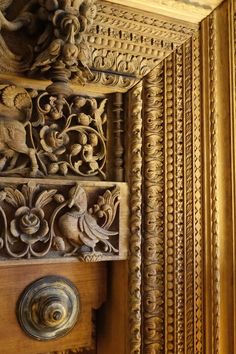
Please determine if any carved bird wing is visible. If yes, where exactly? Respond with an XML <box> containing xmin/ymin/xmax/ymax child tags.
<box><xmin>78</xmin><ymin>213</ymin><xmax>118</xmax><ymax>243</ymax></box>
<box><xmin>31</xmin><ymin>39</ymin><xmax>63</xmax><ymax>72</ymax></box>
<box><xmin>77</xmin><ymin>40</ymin><xmax>92</xmax><ymax>74</ymax></box>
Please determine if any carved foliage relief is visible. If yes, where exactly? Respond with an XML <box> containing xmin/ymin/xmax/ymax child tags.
<box><xmin>0</xmin><ymin>84</ymin><xmax>107</xmax><ymax>179</ymax></box>
<box><xmin>0</xmin><ymin>0</ymin><xmax>197</xmax><ymax>91</ymax></box>
<box><xmin>138</xmin><ymin>36</ymin><xmax>203</xmax><ymax>353</ymax></box>
<box><xmin>0</xmin><ymin>178</ymin><xmax>127</xmax><ymax>261</ymax></box>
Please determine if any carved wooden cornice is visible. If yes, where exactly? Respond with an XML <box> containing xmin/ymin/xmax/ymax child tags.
<box><xmin>106</xmin><ymin>0</ymin><xmax>225</xmax><ymax>23</ymax></box>
<box><xmin>0</xmin><ymin>0</ymin><xmax>198</xmax><ymax>92</ymax></box>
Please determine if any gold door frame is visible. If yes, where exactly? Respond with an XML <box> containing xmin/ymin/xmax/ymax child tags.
<box><xmin>123</xmin><ymin>1</ymin><xmax>236</xmax><ymax>352</ymax></box>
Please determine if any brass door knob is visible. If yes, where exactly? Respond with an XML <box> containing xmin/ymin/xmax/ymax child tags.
<box><xmin>17</xmin><ymin>276</ymin><xmax>80</xmax><ymax>341</ymax></box>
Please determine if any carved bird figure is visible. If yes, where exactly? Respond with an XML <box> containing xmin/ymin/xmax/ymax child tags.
<box><xmin>58</xmin><ymin>184</ymin><xmax>118</xmax><ymax>254</ymax></box>
<box><xmin>0</xmin><ymin>118</ymin><xmax>38</xmax><ymax>175</ymax></box>
<box><xmin>31</xmin><ymin>39</ymin><xmax>63</xmax><ymax>72</ymax></box>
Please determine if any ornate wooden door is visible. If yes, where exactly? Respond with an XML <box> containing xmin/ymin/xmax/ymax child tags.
<box><xmin>0</xmin><ymin>1</ymin><xmax>236</xmax><ymax>354</ymax></box>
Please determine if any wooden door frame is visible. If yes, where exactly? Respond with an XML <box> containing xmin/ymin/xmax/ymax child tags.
<box><xmin>98</xmin><ymin>1</ymin><xmax>236</xmax><ymax>353</ymax></box>
<box><xmin>0</xmin><ymin>1</ymin><xmax>235</xmax><ymax>353</ymax></box>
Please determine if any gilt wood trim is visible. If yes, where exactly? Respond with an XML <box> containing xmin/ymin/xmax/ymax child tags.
<box><xmin>142</xmin><ymin>64</ymin><xmax>165</xmax><ymax>352</ymax></box>
<box><xmin>131</xmin><ymin>31</ymin><xmax>204</xmax><ymax>353</ymax></box>
<box><xmin>128</xmin><ymin>81</ymin><xmax>143</xmax><ymax>354</ymax></box>
<box><xmin>105</xmin><ymin>0</ymin><xmax>225</xmax><ymax>24</ymax></box>
<box><xmin>0</xmin><ymin>0</ymin><xmax>199</xmax><ymax>93</ymax></box>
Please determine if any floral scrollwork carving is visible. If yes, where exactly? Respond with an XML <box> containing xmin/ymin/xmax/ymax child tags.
<box><xmin>0</xmin><ymin>84</ymin><xmax>107</xmax><ymax>179</ymax></box>
<box><xmin>0</xmin><ymin>180</ymin><xmax>122</xmax><ymax>260</ymax></box>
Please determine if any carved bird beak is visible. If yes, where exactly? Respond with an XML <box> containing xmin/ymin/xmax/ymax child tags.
<box><xmin>68</xmin><ymin>198</ymin><xmax>75</xmax><ymax>208</ymax></box>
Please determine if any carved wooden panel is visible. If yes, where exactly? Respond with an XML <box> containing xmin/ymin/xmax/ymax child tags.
<box><xmin>41</xmin><ymin>347</ymin><xmax>95</xmax><ymax>354</ymax></box>
<box><xmin>0</xmin><ymin>262</ymin><xmax>105</xmax><ymax>354</ymax></box>
<box><xmin>0</xmin><ymin>178</ymin><xmax>128</xmax><ymax>261</ymax></box>
<box><xmin>0</xmin><ymin>1</ymin><xmax>235</xmax><ymax>353</ymax></box>
<box><xmin>0</xmin><ymin>84</ymin><xmax>108</xmax><ymax>179</ymax></box>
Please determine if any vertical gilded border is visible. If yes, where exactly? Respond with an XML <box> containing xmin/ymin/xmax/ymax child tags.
<box><xmin>208</xmin><ymin>13</ymin><xmax>219</xmax><ymax>354</ymax></box>
<box><xmin>143</xmin><ymin>64</ymin><xmax>165</xmax><ymax>353</ymax></box>
<box><xmin>192</xmin><ymin>31</ymin><xmax>203</xmax><ymax>354</ymax></box>
<box><xmin>128</xmin><ymin>81</ymin><xmax>143</xmax><ymax>354</ymax></box>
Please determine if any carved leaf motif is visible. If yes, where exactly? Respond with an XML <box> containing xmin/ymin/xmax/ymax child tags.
<box><xmin>90</xmin><ymin>186</ymin><xmax>120</xmax><ymax>229</ymax></box>
<box><xmin>0</xmin><ymin>83</ymin><xmax>107</xmax><ymax>179</ymax></box>
<box><xmin>35</xmin><ymin>190</ymin><xmax>57</xmax><ymax>209</ymax></box>
<box><xmin>21</xmin><ymin>182</ymin><xmax>37</xmax><ymax>207</ymax></box>
<box><xmin>4</xmin><ymin>188</ymin><xmax>26</xmax><ymax>208</ymax></box>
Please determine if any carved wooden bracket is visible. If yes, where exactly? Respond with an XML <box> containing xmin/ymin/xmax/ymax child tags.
<box><xmin>0</xmin><ymin>0</ymin><xmax>97</xmax><ymax>89</ymax></box>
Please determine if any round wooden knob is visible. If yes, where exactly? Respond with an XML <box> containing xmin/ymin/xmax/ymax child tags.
<box><xmin>17</xmin><ymin>276</ymin><xmax>80</xmax><ymax>341</ymax></box>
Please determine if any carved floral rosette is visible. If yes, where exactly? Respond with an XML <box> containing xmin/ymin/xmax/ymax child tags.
<box><xmin>0</xmin><ymin>178</ymin><xmax>128</xmax><ymax>261</ymax></box>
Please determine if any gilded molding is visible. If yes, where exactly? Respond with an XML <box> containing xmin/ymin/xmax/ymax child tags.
<box><xmin>143</xmin><ymin>64</ymin><xmax>165</xmax><ymax>352</ymax></box>
<box><xmin>128</xmin><ymin>81</ymin><xmax>143</xmax><ymax>354</ymax></box>
<box><xmin>184</xmin><ymin>38</ymin><xmax>194</xmax><ymax>354</ymax></box>
<box><xmin>175</xmin><ymin>44</ymin><xmax>185</xmax><ymax>353</ymax></box>
<box><xmin>193</xmin><ymin>31</ymin><xmax>203</xmax><ymax>353</ymax></box>
<box><xmin>0</xmin><ymin>0</ymin><xmax>198</xmax><ymax>92</ymax></box>
<box><xmin>209</xmin><ymin>12</ymin><xmax>219</xmax><ymax>354</ymax></box>
<box><xmin>86</xmin><ymin>0</ymin><xmax>197</xmax><ymax>83</ymax></box>
<box><xmin>105</xmin><ymin>0</ymin><xmax>224</xmax><ymax>23</ymax></box>
<box><xmin>164</xmin><ymin>53</ymin><xmax>175</xmax><ymax>354</ymax></box>
<box><xmin>139</xmin><ymin>34</ymin><xmax>203</xmax><ymax>353</ymax></box>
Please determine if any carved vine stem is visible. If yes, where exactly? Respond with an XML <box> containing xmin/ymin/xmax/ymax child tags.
<box><xmin>112</xmin><ymin>92</ymin><xmax>124</xmax><ymax>182</ymax></box>
<box><xmin>128</xmin><ymin>81</ymin><xmax>143</xmax><ymax>354</ymax></box>
<box><xmin>143</xmin><ymin>65</ymin><xmax>165</xmax><ymax>352</ymax></box>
